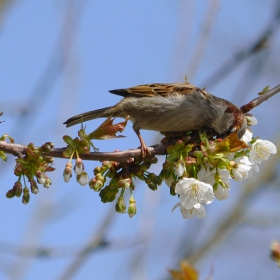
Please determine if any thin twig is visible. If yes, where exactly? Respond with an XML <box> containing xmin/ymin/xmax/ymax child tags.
<box><xmin>241</xmin><ymin>84</ymin><xmax>280</xmax><ymax>113</ymax></box>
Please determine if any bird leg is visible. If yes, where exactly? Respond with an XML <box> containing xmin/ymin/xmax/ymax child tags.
<box><xmin>133</xmin><ymin>122</ymin><xmax>151</xmax><ymax>158</ymax></box>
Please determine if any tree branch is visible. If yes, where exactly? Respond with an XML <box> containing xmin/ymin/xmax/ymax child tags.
<box><xmin>0</xmin><ymin>141</ymin><xmax>167</xmax><ymax>162</ymax></box>
<box><xmin>241</xmin><ymin>84</ymin><xmax>280</xmax><ymax>113</ymax></box>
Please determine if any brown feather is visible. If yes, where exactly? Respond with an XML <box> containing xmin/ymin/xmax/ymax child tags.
<box><xmin>109</xmin><ymin>83</ymin><xmax>196</xmax><ymax>98</ymax></box>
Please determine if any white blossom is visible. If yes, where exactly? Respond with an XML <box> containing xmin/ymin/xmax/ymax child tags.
<box><xmin>74</xmin><ymin>158</ymin><xmax>84</xmax><ymax>175</ymax></box>
<box><xmin>175</xmin><ymin>178</ymin><xmax>214</xmax><ymax>210</ymax></box>
<box><xmin>175</xmin><ymin>161</ymin><xmax>185</xmax><ymax>177</ymax></box>
<box><xmin>251</xmin><ymin>162</ymin><xmax>259</xmax><ymax>173</ymax></box>
<box><xmin>63</xmin><ymin>168</ymin><xmax>72</xmax><ymax>183</ymax></box>
<box><xmin>197</xmin><ymin>166</ymin><xmax>215</xmax><ymax>186</ymax></box>
<box><xmin>198</xmin><ymin>166</ymin><xmax>230</xmax><ymax>187</ymax></box>
<box><xmin>246</xmin><ymin>115</ymin><xmax>258</xmax><ymax>126</ymax></box>
<box><xmin>232</xmin><ymin>156</ymin><xmax>253</xmax><ymax>181</ymax></box>
<box><xmin>76</xmin><ymin>171</ymin><xmax>89</xmax><ymax>186</ymax></box>
<box><xmin>37</xmin><ymin>176</ymin><xmax>46</xmax><ymax>185</ymax></box>
<box><xmin>165</xmin><ymin>174</ymin><xmax>174</xmax><ymax>187</ymax></box>
<box><xmin>172</xmin><ymin>202</ymin><xmax>206</xmax><ymax>219</ymax></box>
<box><xmin>217</xmin><ymin>169</ymin><xmax>231</xmax><ymax>187</ymax></box>
<box><xmin>241</xmin><ymin>129</ymin><xmax>253</xmax><ymax>143</ymax></box>
<box><xmin>63</xmin><ymin>163</ymin><xmax>73</xmax><ymax>183</ymax></box>
<box><xmin>74</xmin><ymin>165</ymin><xmax>83</xmax><ymax>175</ymax></box>
<box><xmin>198</xmin><ymin>167</ymin><xmax>230</xmax><ymax>200</ymax></box>
<box><xmin>249</xmin><ymin>139</ymin><xmax>277</xmax><ymax>164</ymax></box>
<box><xmin>214</xmin><ymin>185</ymin><xmax>230</xmax><ymax>201</ymax></box>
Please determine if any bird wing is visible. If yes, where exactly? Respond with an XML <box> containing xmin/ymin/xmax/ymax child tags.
<box><xmin>109</xmin><ymin>83</ymin><xmax>196</xmax><ymax>98</ymax></box>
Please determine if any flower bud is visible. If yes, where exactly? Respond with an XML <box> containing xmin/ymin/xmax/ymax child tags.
<box><xmin>159</xmin><ymin>167</ymin><xmax>171</xmax><ymax>180</ymax></box>
<box><xmin>74</xmin><ymin>158</ymin><xmax>84</xmax><ymax>175</ymax></box>
<box><xmin>148</xmin><ymin>173</ymin><xmax>162</xmax><ymax>186</ymax></box>
<box><xmin>14</xmin><ymin>164</ymin><xmax>23</xmax><ymax>176</ymax></box>
<box><xmin>175</xmin><ymin>140</ymin><xmax>184</xmax><ymax>150</ymax></box>
<box><xmin>102</xmin><ymin>161</ymin><xmax>113</xmax><ymax>169</ymax></box>
<box><xmin>169</xmin><ymin>181</ymin><xmax>176</xmax><ymax>196</ymax></box>
<box><xmin>117</xmin><ymin>178</ymin><xmax>132</xmax><ymax>189</ymax></box>
<box><xmin>147</xmin><ymin>182</ymin><xmax>157</xmax><ymax>191</ymax></box>
<box><xmin>37</xmin><ymin>176</ymin><xmax>46</xmax><ymax>185</ymax></box>
<box><xmin>6</xmin><ymin>189</ymin><xmax>15</xmax><ymax>199</ymax></box>
<box><xmin>22</xmin><ymin>187</ymin><xmax>30</xmax><ymax>204</ymax></box>
<box><xmin>36</xmin><ymin>170</ymin><xmax>46</xmax><ymax>184</ymax></box>
<box><xmin>44</xmin><ymin>177</ymin><xmax>52</xmax><ymax>188</ymax></box>
<box><xmin>89</xmin><ymin>178</ymin><xmax>104</xmax><ymax>192</ymax></box>
<box><xmin>63</xmin><ymin>163</ymin><xmax>73</xmax><ymax>183</ymax></box>
<box><xmin>41</xmin><ymin>143</ymin><xmax>51</xmax><ymax>152</ymax></box>
<box><xmin>245</xmin><ymin>114</ymin><xmax>258</xmax><ymax>126</ymax></box>
<box><xmin>115</xmin><ymin>196</ymin><xmax>126</xmax><ymax>214</ymax></box>
<box><xmin>13</xmin><ymin>181</ymin><xmax>23</xmax><ymax>197</ymax></box>
<box><xmin>45</xmin><ymin>142</ymin><xmax>55</xmax><ymax>148</ymax></box>
<box><xmin>76</xmin><ymin>171</ymin><xmax>89</xmax><ymax>186</ymax></box>
<box><xmin>127</xmin><ymin>198</ymin><xmax>137</xmax><ymax>218</ymax></box>
<box><xmin>30</xmin><ymin>180</ymin><xmax>39</xmax><ymax>194</ymax></box>
<box><xmin>95</xmin><ymin>173</ymin><xmax>105</xmax><ymax>182</ymax></box>
<box><xmin>99</xmin><ymin>186</ymin><xmax>118</xmax><ymax>203</ymax></box>
<box><xmin>94</xmin><ymin>166</ymin><xmax>103</xmax><ymax>175</ymax></box>
<box><xmin>164</xmin><ymin>174</ymin><xmax>174</xmax><ymax>187</ymax></box>
<box><xmin>44</xmin><ymin>156</ymin><xmax>54</xmax><ymax>163</ymax></box>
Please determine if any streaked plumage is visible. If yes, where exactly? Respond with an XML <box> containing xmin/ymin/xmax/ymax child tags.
<box><xmin>64</xmin><ymin>83</ymin><xmax>247</xmax><ymax>157</ymax></box>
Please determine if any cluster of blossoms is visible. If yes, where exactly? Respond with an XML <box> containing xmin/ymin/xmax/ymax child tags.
<box><xmin>88</xmin><ymin>156</ymin><xmax>161</xmax><ymax>218</ymax></box>
<box><xmin>161</xmin><ymin>115</ymin><xmax>277</xmax><ymax>219</ymax></box>
<box><xmin>63</xmin><ymin>157</ymin><xmax>90</xmax><ymax>186</ymax></box>
<box><xmin>62</xmin><ymin>127</ymin><xmax>161</xmax><ymax>218</ymax></box>
<box><xmin>60</xmin><ymin>116</ymin><xmax>276</xmax><ymax>220</ymax></box>
<box><xmin>0</xmin><ymin>111</ymin><xmax>277</xmax><ymax>220</ymax></box>
<box><xmin>6</xmin><ymin>141</ymin><xmax>54</xmax><ymax>204</ymax></box>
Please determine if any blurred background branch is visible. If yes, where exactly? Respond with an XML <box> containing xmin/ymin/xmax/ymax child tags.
<box><xmin>0</xmin><ymin>1</ymin><xmax>280</xmax><ymax>280</ymax></box>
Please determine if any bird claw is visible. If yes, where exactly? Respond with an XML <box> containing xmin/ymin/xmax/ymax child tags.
<box><xmin>140</xmin><ymin>143</ymin><xmax>151</xmax><ymax>158</ymax></box>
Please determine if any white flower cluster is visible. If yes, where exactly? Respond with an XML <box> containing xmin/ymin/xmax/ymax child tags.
<box><xmin>171</xmin><ymin>116</ymin><xmax>277</xmax><ymax>219</ymax></box>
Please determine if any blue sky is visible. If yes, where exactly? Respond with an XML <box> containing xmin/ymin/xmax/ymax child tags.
<box><xmin>1</xmin><ymin>1</ymin><xmax>280</xmax><ymax>279</ymax></box>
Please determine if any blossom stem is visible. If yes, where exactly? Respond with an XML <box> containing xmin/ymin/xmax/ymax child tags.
<box><xmin>192</xmin><ymin>165</ymin><xmax>198</xmax><ymax>179</ymax></box>
<box><xmin>68</xmin><ymin>150</ymin><xmax>75</xmax><ymax>163</ymax></box>
<box><xmin>75</xmin><ymin>149</ymin><xmax>79</xmax><ymax>160</ymax></box>
<box><xmin>22</xmin><ymin>174</ymin><xmax>27</xmax><ymax>188</ymax></box>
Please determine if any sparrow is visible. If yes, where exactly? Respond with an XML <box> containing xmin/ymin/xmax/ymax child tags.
<box><xmin>64</xmin><ymin>82</ymin><xmax>247</xmax><ymax>157</ymax></box>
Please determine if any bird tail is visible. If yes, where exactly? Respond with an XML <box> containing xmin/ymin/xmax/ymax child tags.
<box><xmin>64</xmin><ymin>106</ymin><xmax>114</xmax><ymax>127</ymax></box>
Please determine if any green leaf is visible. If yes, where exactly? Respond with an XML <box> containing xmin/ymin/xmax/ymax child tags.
<box><xmin>62</xmin><ymin>146</ymin><xmax>74</xmax><ymax>158</ymax></box>
<box><xmin>0</xmin><ymin>151</ymin><xmax>7</xmax><ymax>161</ymax></box>
<box><xmin>63</xmin><ymin>135</ymin><xmax>76</xmax><ymax>147</ymax></box>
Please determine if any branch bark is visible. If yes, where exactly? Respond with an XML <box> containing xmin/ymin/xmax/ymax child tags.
<box><xmin>0</xmin><ymin>141</ymin><xmax>167</xmax><ymax>162</ymax></box>
<box><xmin>241</xmin><ymin>84</ymin><xmax>280</xmax><ymax>113</ymax></box>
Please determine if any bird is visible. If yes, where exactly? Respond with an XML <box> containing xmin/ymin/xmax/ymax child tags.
<box><xmin>64</xmin><ymin>82</ymin><xmax>247</xmax><ymax>157</ymax></box>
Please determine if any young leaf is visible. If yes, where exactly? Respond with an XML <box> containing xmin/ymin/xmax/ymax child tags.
<box><xmin>88</xmin><ymin>117</ymin><xmax>128</xmax><ymax>140</ymax></box>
